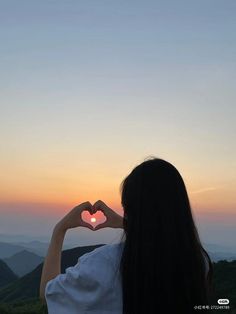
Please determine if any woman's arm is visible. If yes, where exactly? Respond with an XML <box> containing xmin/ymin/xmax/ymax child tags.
<box><xmin>39</xmin><ymin>224</ymin><xmax>66</xmax><ymax>302</ymax></box>
<box><xmin>39</xmin><ymin>201</ymin><xmax>94</xmax><ymax>302</ymax></box>
<box><xmin>39</xmin><ymin>200</ymin><xmax>123</xmax><ymax>302</ymax></box>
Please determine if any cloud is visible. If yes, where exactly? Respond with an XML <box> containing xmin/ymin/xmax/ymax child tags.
<box><xmin>190</xmin><ymin>186</ymin><xmax>221</xmax><ymax>194</ymax></box>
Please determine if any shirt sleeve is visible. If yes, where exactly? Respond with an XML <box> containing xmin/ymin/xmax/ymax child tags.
<box><xmin>45</xmin><ymin>250</ymin><xmax>115</xmax><ymax>314</ymax></box>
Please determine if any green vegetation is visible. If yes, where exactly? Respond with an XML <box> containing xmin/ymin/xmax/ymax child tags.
<box><xmin>210</xmin><ymin>260</ymin><xmax>236</xmax><ymax>313</ymax></box>
<box><xmin>0</xmin><ymin>298</ymin><xmax>47</xmax><ymax>314</ymax></box>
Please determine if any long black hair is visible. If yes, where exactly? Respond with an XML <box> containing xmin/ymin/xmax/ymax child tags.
<box><xmin>119</xmin><ymin>156</ymin><xmax>213</xmax><ymax>314</ymax></box>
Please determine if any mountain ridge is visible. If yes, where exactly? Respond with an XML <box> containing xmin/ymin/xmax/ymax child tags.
<box><xmin>0</xmin><ymin>260</ymin><xmax>18</xmax><ymax>288</ymax></box>
<box><xmin>4</xmin><ymin>250</ymin><xmax>44</xmax><ymax>277</ymax></box>
<box><xmin>0</xmin><ymin>244</ymin><xmax>104</xmax><ymax>302</ymax></box>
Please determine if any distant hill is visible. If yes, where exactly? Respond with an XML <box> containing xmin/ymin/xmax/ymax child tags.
<box><xmin>0</xmin><ymin>242</ymin><xmax>30</xmax><ymax>259</ymax></box>
<box><xmin>0</xmin><ymin>240</ymin><xmax>72</xmax><ymax>257</ymax></box>
<box><xmin>203</xmin><ymin>242</ymin><xmax>236</xmax><ymax>254</ymax></box>
<box><xmin>0</xmin><ymin>241</ymin><xmax>49</xmax><ymax>258</ymax></box>
<box><xmin>0</xmin><ymin>244</ymin><xmax>104</xmax><ymax>302</ymax></box>
<box><xmin>0</xmin><ymin>260</ymin><xmax>18</xmax><ymax>288</ymax></box>
<box><xmin>4</xmin><ymin>250</ymin><xmax>44</xmax><ymax>277</ymax></box>
<box><xmin>208</xmin><ymin>251</ymin><xmax>236</xmax><ymax>262</ymax></box>
<box><xmin>13</xmin><ymin>241</ymin><xmax>49</xmax><ymax>257</ymax></box>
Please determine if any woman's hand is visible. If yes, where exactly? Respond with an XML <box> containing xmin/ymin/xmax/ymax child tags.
<box><xmin>55</xmin><ymin>201</ymin><xmax>95</xmax><ymax>232</ymax></box>
<box><xmin>93</xmin><ymin>200</ymin><xmax>123</xmax><ymax>230</ymax></box>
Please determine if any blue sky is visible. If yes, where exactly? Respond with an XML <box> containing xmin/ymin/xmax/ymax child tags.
<box><xmin>0</xmin><ymin>0</ymin><xmax>235</xmax><ymax>247</ymax></box>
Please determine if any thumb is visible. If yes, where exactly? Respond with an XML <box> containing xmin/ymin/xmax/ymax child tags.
<box><xmin>80</xmin><ymin>221</ymin><xmax>94</xmax><ymax>231</ymax></box>
<box><xmin>94</xmin><ymin>221</ymin><xmax>109</xmax><ymax>231</ymax></box>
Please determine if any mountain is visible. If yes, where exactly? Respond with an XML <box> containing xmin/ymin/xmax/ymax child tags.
<box><xmin>3</xmin><ymin>250</ymin><xmax>44</xmax><ymax>277</ymax></box>
<box><xmin>0</xmin><ymin>245</ymin><xmax>236</xmax><ymax>311</ymax></box>
<box><xmin>0</xmin><ymin>242</ymin><xmax>34</xmax><ymax>259</ymax></box>
<box><xmin>203</xmin><ymin>242</ymin><xmax>236</xmax><ymax>254</ymax></box>
<box><xmin>208</xmin><ymin>251</ymin><xmax>236</xmax><ymax>262</ymax></box>
<box><xmin>0</xmin><ymin>244</ymin><xmax>104</xmax><ymax>302</ymax></box>
<box><xmin>3</xmin><ymin>240</ymin><xmax>73</xmax><ymax>257</ymax></box>
<box><xmin>0</xmin><ymin>240</ymin><xmax>49</xmax><ymax>258</ymax></box>
<box><xmin>13</xmin><ymin>241</ymin><xmax>49</xmax><ymax>257</ymax></box>
<box><xmin>0</xmin><ymin>260</ymin><xmax>18</xmax><ymax>288</ymax></box>
<box><xmin>202</xmin><ymin>243</ymin><xmax>236</xmax><ymax>262</ymax></box>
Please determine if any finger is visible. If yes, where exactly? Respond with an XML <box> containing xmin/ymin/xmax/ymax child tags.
<box><xmin>92</xmin><ymin>200</ymin><xmax>101</xmax><ymax>213</ymax></box>
<box><xmin>80</xmin><ymin>221</ymin><xmax>94</xmax><ymax>231</ymax></box>
<box><xmin>84</xmin><ymin>201</ymin><xmax>93</xmax><ymax>210</ymax></box>
<box><xmin>73</xmin><ymin>201</ymin><xmax>92</xmax><ymax>212</ymax></box>
<box><xmin>93</xmin><ymin>200</ymin><xmax>101</xmax><ymax>208</ymax></box>
<box><xmin>81</xmin><ymin>201</ymin><xmax>93</xmax><ymax>214</ymax></box>
<box><xmin>93</xmin><ymin>200</ymin><xmax>108</xmax><ymax>214</ymax></box>
<box><xmin>91</xmin><ymin>204</ymin><xmax>97</xmax><ymax>214</ymax></box>
<box><xmin>94</xmin><ymin>222</ymin><xmax>109</xmax><ymax>231</ymax></box>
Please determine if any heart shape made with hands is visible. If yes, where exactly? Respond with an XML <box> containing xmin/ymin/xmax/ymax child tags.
<box><xmin>81</xmin><ymin>210</ymin><xmax>107</xmax><ymax>229</ymax></box>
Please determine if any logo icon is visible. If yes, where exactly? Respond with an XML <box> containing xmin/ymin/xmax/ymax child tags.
<box><xmin>218</xmin><ymin>299</ymin><xmax>229</xmax><ymax>305</ymax></box>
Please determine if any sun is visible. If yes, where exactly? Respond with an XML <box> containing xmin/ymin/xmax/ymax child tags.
<box><xmin>90</xmin><ymin>217</ymin><xmax>96</xmax><ymax>223</ymax></box>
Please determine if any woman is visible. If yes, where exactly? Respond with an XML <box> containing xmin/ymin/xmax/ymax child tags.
<box><xmin>40</xmin><ymin>157</ymin><xmax>213</xmax><ymax>314</ymax></box>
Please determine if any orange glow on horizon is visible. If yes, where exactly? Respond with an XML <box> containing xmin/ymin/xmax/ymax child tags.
<box><xmin>0</xmin><ymin>157</ymin><xmax>235</xmax><ymax>218</ymax></box>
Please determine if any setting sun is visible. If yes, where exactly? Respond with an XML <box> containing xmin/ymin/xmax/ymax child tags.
<box><xmin>91</xmin><ymin>217</ymin><xmax>96</xmax><ymax>223</ymax></box>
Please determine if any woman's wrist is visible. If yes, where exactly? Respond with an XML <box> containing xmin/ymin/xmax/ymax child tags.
<box><xmin>114</xmin><ymin>213</ymin><xmax>124</xmax><ymax>229</ymax></box>
<box><xmin>53</xmin><ymin>223</ymin><xmax>68</xmax><ymax>237</ymax></box>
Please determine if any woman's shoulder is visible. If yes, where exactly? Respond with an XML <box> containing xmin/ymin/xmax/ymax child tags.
<box><xmin>78</xmin><ymin>242</ymin><xmax>125</xmax><ymax>268</ymax></box>
<box><xmin>80</xmin><ymin>242</ymin><xmax>125</xmax><ymax>259</ymax></box>
<box><xmin>45</xmin><ymin>243</ymin><xmax>124</xmax><ymax>312</ymax></box>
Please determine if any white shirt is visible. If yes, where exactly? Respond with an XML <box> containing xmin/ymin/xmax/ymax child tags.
<box><xmin>45</xmin><ymin>241</ymin><xmax>210</xmax><ymax>314</ymax></box>
<box><xmin>45</xmin><ymin>242</ymin><xmax>124</xmax><ymax>314</ymax></box>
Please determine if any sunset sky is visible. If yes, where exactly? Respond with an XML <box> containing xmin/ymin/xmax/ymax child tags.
<box><xmin>0</xmin><ymin>1</ymin><xmax>235</xmax><ymax>248</ymax></box>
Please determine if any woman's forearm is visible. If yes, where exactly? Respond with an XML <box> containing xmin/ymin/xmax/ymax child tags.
<box><xmin>39</xmin><ymin>224</ymin><xmax>66</xmax><ymax>301</ymax></box>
